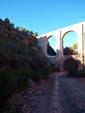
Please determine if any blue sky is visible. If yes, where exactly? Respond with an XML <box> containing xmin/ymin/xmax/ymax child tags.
<box><xmin>0</xmin><ymin>0</ymin><xmax>85</xmax><ymax>51</ymax></box>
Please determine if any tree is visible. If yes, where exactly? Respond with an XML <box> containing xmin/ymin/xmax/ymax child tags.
<box><xmin>64</xmin><ymin>42</ymin><xmax>78</xmax><ymax>55</ymax></box>
<box><xmin>22</xmin><ymin>28</ymin><xmax>26</xmax><ymax>33</ymax></box>
<box><xmin>10</xmin><ymin>22</ymin><xmax>14</xmax><ymax>27</ymax></box>
<box><xmin>72</xmin><ymin>43</ymin><xmax>78</xmax><ymax>50</ymax></box>
<box><xmin>26</xmin><ymin>30</ymin><xmax>29</xmax><ymax>34</ymax></box>
<box><xmin>16</xmin><ymin>26</ymin><xmax>19</xmax><ymax>30</ymax></box>
<box><xmin>64</xmin><ymin>47</ymin><xmax>74</xmax><ymax>55</ymax></box>
<box><xmin>72</xmin><ymin>43</ymin><xmax>78</xmax><ymax>55</ymax></box>
<box><xmin>29</xmin><ymin>30</ymin><xmax>33</xmax><ymax>35</ymax></box>
<box><xmin>19</xmin><ymin>27</ymin><xmax>23</xmax><ymax>31</ymax></box>
<box><xmin>4</xmin><ymin>18</ymin><xmax>10</xmax><ymax>25</ymax></box>
<box><xmin>33</xmin><ymin>32</ymin><xmax>38</xmax><ymax>37</ymax></box>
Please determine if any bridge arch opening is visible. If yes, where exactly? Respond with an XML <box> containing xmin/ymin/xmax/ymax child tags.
<box><xmin>63</xmin><ymin>31</ymin><xmax>78</xmax><ymax>55</ymax></box>
<box><xmin>62</xmin><ymin>31</ymin><xmax>78</xmax><ymax>71</ymax></box>
<box><xmin>47</xmin><ymin>35</ymin><xmax>57</xmax><ymax>56</ymax></box>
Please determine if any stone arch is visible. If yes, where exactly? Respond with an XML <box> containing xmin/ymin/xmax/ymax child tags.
<box><xmin>60</xmin><ymin>23</ymin><xmax>83</xmax><ymax>58</ymax></box>
<box><xmin>47</xmin><ymin>35</ymin><xmax>57</xmax><ymax>56</ymax></box>
<box><xmin>62</xmin><ymin>30</ymin><xmax>77</xmax><ymax>39</ymax></box>
<box><xmin>62</xmin><ymin>30</ymin><xmax>78</xmax><ymax>55</ymax></box>
<box><xmin>60</xmin><ymin>26</ymin><xmax>83</xmax><ymax>71</ymax></box>
<box><xmin>37</xmin><ymin>22</ymin><xmax>85</xmax><ymax>71</ymax></box>
<box><xmin>47</xmin><ymin>35</ymin><xmax>53</xmax><ymax>40</ymax></box>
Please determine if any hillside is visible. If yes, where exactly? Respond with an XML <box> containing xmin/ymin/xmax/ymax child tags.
<box><xmin>0</xmin><ymin>19</ymin><xmax>56</xmax><ymax>112</ymax></box>
<box><xmin>47</xmin><ymin>43</ymin><xmax>56</xmax><ymax>56</ymax></box>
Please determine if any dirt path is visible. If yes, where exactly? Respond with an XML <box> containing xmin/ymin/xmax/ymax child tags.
<box><xmin>34</xmin><ymin>72</ymin><xmax>62</xmax><ymax>113</ymax></box>
<box><xmin>34</xmin><ymin>72</ymin><xmax>85</xmax><ymax>113</ymax></box>
<box><xmin>5</xmin><ymin>72</ymin><xmax>85</xmax><ymax>113</ymax></box>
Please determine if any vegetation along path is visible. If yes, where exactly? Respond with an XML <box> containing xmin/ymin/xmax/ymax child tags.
<box><xmin>34</xmin><ymin>72</ymin><xmax>85</xmax><ymax>113</ymax></box>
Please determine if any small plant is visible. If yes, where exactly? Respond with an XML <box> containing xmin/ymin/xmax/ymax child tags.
<box><xmin>14</xmin><ymin>104</ymin><xmax>24</xmax><ymax>113</ymax></box>
<box><xmin>4</xmin><ymin>18</ymin><xmax>10</xmax><ymax>25</ymax></box>
<box><xmin>10</xmin><ymin>22</ymin><xmax>14</xmax><ymax>27</ymax></box>
<box><xmin>64</xmin><ymin>57</ymin><xmax>78</xmax><ymax>71</ymax></box>
<box><xmin>68</xmin><ymin>67</ymin><xmax>77</xmax><ymax>77</ymax></box>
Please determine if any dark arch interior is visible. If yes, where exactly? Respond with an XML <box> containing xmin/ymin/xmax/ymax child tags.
<box><xmin>47</xmin><ymin>36</ymin><xmax>57</xmax><ymax>56</ymax></box>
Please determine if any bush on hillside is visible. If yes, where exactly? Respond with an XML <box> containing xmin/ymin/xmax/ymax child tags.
<box><xmin>10</xmin><ymin>22</ymin><xmax>14</xmax><ymax>28</ymax></box>
<box><xmin>4</xmin><ymin>18</ymin><xmax>10</xmax><ymax>25</ymax></box>
<box><xmin>0</xmin><ymin>33</ymin><xmax>56</xmax><ymax>112</ymax></box>
<box><xmin>64</xmin><ymin>57</ymin><xmax>85</xmax><ymax>77</ymax></box>
<box><xmin>64</xmin><ymin>57</ymin><xmax>78</xmax><ymax>72</ymax></box>
<box><xmin>0</xmin><ymin>68</ymin><xmax>30</xmax><ymax>109</ymax></box>
<box><xmin>64</xmin><ymin>57</ymin><xmax>78</xmax><ymax>76</ymax></box>
<box><xmin>0</xmin><ymin>18</ymin><xmax>57</xmax><ymax>112</ymax></box>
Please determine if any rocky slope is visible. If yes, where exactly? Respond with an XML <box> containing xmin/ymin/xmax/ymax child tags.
<box><xmin>47</xmin><ymin>43</ymin><xmax>56</xmax><ymax>56</ymax></box>
<box><xmin>0</xmin><ymin>19</ymin><xmax>56</xmax><ymax>112</ymax></box>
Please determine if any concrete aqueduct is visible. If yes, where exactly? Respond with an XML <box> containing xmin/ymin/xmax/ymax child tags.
<box><xmin>37</xmin><ymin>22</ymin><xmax>85</xmax><ymax>71</ymax></box>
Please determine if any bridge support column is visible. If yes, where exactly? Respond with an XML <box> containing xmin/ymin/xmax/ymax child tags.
<box><xmin>77</xmin><ymin>24</ymin><xmax>84</xmax><ymax>70</ymax></box>
<box><xmin>37</xmin><ymin>36</ymin><xmax>47</xmax><ymax>55</ymax></box>
<box><xmin>59</xmin><ymin>59</ymin><xmax>64</xmax><ymax>71</ymax></box>
<box><xmin>83</xmin><ymin>23</ymin><xmax>85</xmax><ymax>67</ymax></box>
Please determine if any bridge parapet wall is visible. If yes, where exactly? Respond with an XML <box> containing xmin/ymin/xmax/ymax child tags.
<box><xmin>46</xmin><ymin>55</ymin><xmax>56</xmax><ymax>65</ymax></box>
<box><xmin>46</xmin><ymin>55</ymin><xmax>59</xmax><ymax>69</ymax></box>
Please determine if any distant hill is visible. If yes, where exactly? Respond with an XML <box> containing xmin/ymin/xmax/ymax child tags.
<box><xmin>47</xmin><ymin>43</ymin><xmax>56</xmax><ymax>56</ymax></box>
<box><xmin>0</xmin><ymin>18</ymin><xmax>56</xmax><ymax>112</ymax></box>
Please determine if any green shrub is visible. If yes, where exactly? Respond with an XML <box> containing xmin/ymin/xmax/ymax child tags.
<box><xmin>31</xmin><ymin>70</ymin><xmax>48</xmax><ymax>83</ymax></box>
<box><xmin>14</xmin><ymin>104</ymin><xmax>24</xmax><ymax>113</ymax></box>
<box><xmin>0</xmin><ymin>70</ymin><xmax>14</xmax><ymax>106</ymax></box>
<box><xmin>64</xmin><ymin>57</ymin><xmax>78</xmax><ymax>72</ymax></box>
<box><xmin>68</xmin><ymin>67</ymin><xmax>77</xmax><ymax>77</ymax></box>
<box><xmin>17</xmin><ymin>67</ymin><xmax>30</xmax><ymax>89</ymax></box>
<box><xmin>64</xmin><ymin>57</ymin><xmax>85</xmax><ymax>78</ymax></box>
<box><xmin>73</xmin><ymin>70</ymin><xmax>85</xmax><ymax>78</ymax></box>
<box><xmin>4</xmin><ymin>18</ymin><xmax>10</xmax><ymax>25</ymax></box>
<box><xmin>0</xmin><ymin>68</ymin><xmax>31</xmax><ymax>109</ymax></box>
<box><xmin>0</xmin><ymin>24</ymin><xmax>57</xmax><ymax>112</ymax></box>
